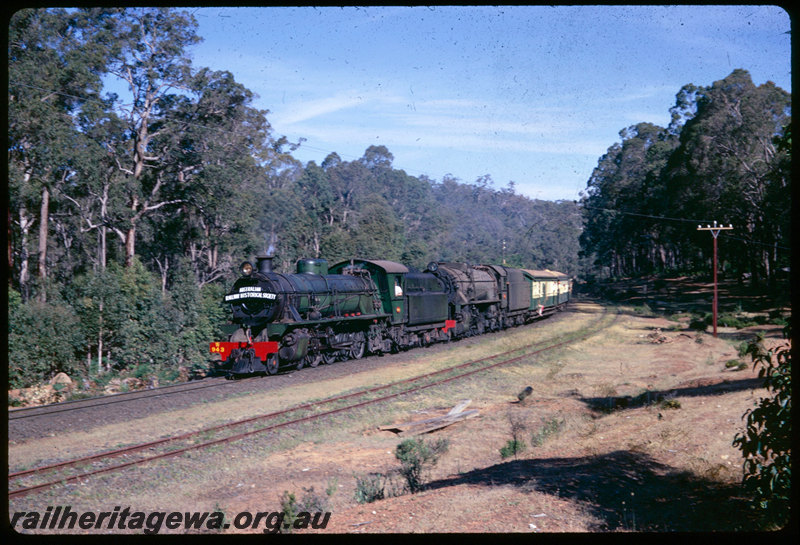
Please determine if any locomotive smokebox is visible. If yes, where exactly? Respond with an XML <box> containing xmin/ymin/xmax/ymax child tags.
<box><xmin>256</xmin><ymin>255</ymin><xmax>274</xmax><ymax>274</ymax></box>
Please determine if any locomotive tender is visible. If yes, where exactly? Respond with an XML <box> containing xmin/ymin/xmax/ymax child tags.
<box><xmin>210</xmin><ymin>255</ymin><xmax>571</xmax><ymax>375</ymax></box>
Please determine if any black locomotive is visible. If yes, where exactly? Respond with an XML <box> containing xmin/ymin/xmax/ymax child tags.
<box><xmin>210</xmin><ymin>255</ymin><xmax>571</xmax><ymax>375</ymax></box>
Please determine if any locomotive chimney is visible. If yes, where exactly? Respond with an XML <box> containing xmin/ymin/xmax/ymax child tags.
<box><xmin>256</xmin><ymin>255</ymin><xmax>274</xmax><ymax>274</ymax></box>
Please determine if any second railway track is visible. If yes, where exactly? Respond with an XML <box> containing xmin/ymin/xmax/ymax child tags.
<box><xmin>9</xmin><ymin>305</ymin><xmax>616</xmax><ymax>499</ymax></box>
<box><xmin>8</xmin><ymin>375</ymin><xmax>258</xmax><ymax>422</ymax></box>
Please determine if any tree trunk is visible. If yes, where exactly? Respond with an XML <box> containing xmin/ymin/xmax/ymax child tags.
<box><xmin>7</xmin><ymin>208</ymin><xmax>13</xmax><ymax>280</ymax></box>
<box><xmin>18</xmin><ymin>206</ymin><xmax>32</xmax><ymax>301</ymax></box>
<box><xmin>99</xmin><ymin>225</ymin><xmax>107</xmax><ymax>271</ymax></box>
<box><xmin>125</xmin><ymin>225</ymin><xmax>136</xmax><ymax>267</ymax></box>
<box><xmin>156</xmin><ymin>256</ymin><xmax>169</xmax><ymax>294</ymax></box>
<box><xmin>37</xmin><ymin>185</ymin><xmax>49</xmax><ymax>301</ymax></box>
<box><xmin>98</xmin><ymin>298</ymin><xmax>104</xmax><ymax>375</ymax></box>
<box><xmin>99</xmin><ymin>182</ymin><xmax>109</xmax><ymax>270</ymax></box>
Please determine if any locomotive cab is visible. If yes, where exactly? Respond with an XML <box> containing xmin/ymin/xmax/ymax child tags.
<box><xmin>330</xmin><ymin>259</ymin><xmax>453</xmax><ymax>332</ymax></box>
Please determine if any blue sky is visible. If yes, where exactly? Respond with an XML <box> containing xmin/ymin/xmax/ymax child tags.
<box><xmin>185</xmin><ymin>5</ymin><xmax>791</xmax><ymax>202</ymax></box>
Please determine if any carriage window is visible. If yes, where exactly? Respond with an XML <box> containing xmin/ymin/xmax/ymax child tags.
<box><xmin>394</xmin><ymin>277</ymin><xmax>403</xmax><ymax>297</ymax></box>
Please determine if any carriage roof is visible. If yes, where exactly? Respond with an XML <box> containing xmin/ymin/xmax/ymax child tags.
<box><xmin>523</xmin><ymin>269</ymin><xmax>570</xmax><ymax>280</ymax></box>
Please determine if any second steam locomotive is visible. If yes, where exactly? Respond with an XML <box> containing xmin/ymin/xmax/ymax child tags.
<box><xmin>210</xmin><ymin>256</ymin><xmax>571</xmax><ymax>375</ymax></box>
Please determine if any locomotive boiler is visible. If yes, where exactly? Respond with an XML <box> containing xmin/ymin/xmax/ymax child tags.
<box><xmin>212</xmin><ymin>256</ymin><xmax>383</xmax><ymax>375</ymax></box>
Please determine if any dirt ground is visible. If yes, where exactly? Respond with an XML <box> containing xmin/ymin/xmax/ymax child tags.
<box><xmin>8</xmin><ymin>278</ymin><xmax>791</xmax><ymax>534</ymax></box>
<box><xmin>213</xmin><ymin>307</ymin><xmax>785</xmax><ymax>533</ymax></box>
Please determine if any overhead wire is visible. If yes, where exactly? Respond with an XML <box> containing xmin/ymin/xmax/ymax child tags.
<box><xmin>578</xmin><ymin>204</ymin><xmax>791</xmax><ymax>251</ymax></box>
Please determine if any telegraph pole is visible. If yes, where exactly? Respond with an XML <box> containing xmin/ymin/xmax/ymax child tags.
<box><xmin>697</xmin><ymin>221</ymin><xmax>733</xmax><ymax>337</ymax></box>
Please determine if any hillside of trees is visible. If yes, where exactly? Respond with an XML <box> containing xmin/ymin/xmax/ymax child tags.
<box><xmin>7</xmin><ymin>8</ymin><xmax>580</xmax><ymax>389</ymax></box>
<box><xmin>7</xmin><ymin>8</ymin><xmax>791</xmax><ymax>391</ymax></box>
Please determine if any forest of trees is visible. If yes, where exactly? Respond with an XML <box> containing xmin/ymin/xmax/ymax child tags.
<box><xmin>7</xmin><ymin>8</ymin><xmax>791</xmax><ymax>390</ymax></box>
<box><xmin>579</xmin><ymin>69</ymin><xmax>791</xmax><ymax>285</ymax></box>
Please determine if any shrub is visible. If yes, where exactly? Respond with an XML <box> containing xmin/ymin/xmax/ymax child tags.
<box><xmin>68</xmin><ymin>260</ymin><xmax>177</xmax><ymax>375</ymax></box>
<box><xmin>298</xmin><ymin>479</ymin><xmax>337</xmax><ymax>513</ymax></box>
<box><xmin>659</xmin><ymin>398</ymin><xmax>681</xmax><ymax>410</ymax></box>
<box><xmin>166</xmin><ymin>261</ymin><xmax>229</xmax><ymax>367</ymax></box>
<box><xmin>8</xmin><ymin>289</ymin><xmax>83</xmax><ymax>388</ymax></box>
<box><xmin>717</xmin><ymin>312</ymin><xmax>758</xmax><ymax>329</ymax></box>
<box><xmin>395</xmin><ymin>437</ymin><xmax>449</xmax><ymax>493</ymax></box>
<box><xmin>501</xmin><ymin>411</ymin><xmax>528</xmax><ymax>459</ymax></box>
<box><xmin>354</xmin><ymin>473</ymin><xmax>387</xmax><ymax>504</ymax></box>
<box><xmin>732</xmin><ymin>331</ymin><xmax>791</xmax><ymax>528</ymax></box>
<box><xmin>737</xmin><ymin>341</ymin><xmax>750</xmax><ymax>357</ymax></box>
<box><xmin>279</xmin><ymin>485</ymin><xmax>335</xmax><ymax>532</ymax></box>
<box><xmin>278</xmin><ymin>491</ymin><xmax>298</xmax><ymax>533</ymax></box>
<box><xmin>632</xmin><ymin>303</ymin><xmax>655</xmax><ymax>317</ymax></box>
<box><xmin>531</xmin><ymin>418</ymin><xmax>565</xmax><ymax>447</ymax></box>
<box><xmin>132</xmin><ymin>363</ymin><xmax>153</xmax><ymax>379</ymax></box>
<box><xmin>499</xmin><ymin>439</ymin><xmax>526</xmax><ymax>459</ymax></box>
<box><xmin>689</xmin><ymin>313</ymin><xmax>710</xmax><ymax>331</ymax></box>
<box><xmin>768</xmin><ymin>310</ymin><xmax>787</xmax><ymax>326</ymax></box>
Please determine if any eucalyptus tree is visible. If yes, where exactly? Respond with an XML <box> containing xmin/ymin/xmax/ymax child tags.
<box><xmin>145</xmin><ymin>68</ymin><xmax>281</xmax><ymax>288</ymax></box>
<box><xmin>8</xmin><ymin>8</ymin><xmax>114</xmax><ymax>299</ymax></box>
<box><xmin>579</xmin><ymin>69</ymin><xmax>790</xmax><ymax>282</ymax></box>
<box><xmin>324</xmin><ymin>155</ymin><xmax>375</xmax><ymax>228</ymax></box>
<box><xmin>349</xmin><ymin>194</ymin><xmax>405</xmax><ymax>262</ymax></box>
<box><xmin>359</xmin><ymin>144</ymin><xmax>394</xmax><ymax>170</ymax></box>
<box><xmin>282</xmin><ymin>160</ymin><xmax>336</xmax><ymax>260</ymax></box>
<box><xmin>663</xmin><ymin>69</ymin><xmax>791</xmax><ymax>285</ymax></box>
<box><xmin>63</xmin><ymin>99</ymin><xmax>128</xmax><ymax>273</ymax></box>
<box><xmin>371</xmin><ymin>159</ymin><xmax>442</xmax><ymax>267</ymax></box>
<box><xmin>100</xmin><ymin>7</ymin><xmax>201</xmax><ymax>267</ymax></box>
<box><xmin>580</xmin><ymin>122</ymin><xmax>678</xmax><ymax>277</ymax></box>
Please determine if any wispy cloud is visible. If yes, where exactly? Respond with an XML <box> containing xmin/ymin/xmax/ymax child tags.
<box><xmin>274</xmin><ymin>93</ymin><xmax>372</xmax><ymax>125</ymax></box>
<box><xmin>289</xmin><ymin>114</ymin><xmax>609</xmax><ymax>158</ymax></box>
<box><xmin>193</xmin><ymin>5</ymin><xmax>790</xmax><ymax>200</ymax></box>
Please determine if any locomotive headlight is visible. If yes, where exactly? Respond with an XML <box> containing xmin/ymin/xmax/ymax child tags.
<box><xmin>240</xmin><ymin>261</ymin><xmax>254</xmax><ymax>276</ymax></box>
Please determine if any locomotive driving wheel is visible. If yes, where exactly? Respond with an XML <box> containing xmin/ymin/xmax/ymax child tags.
<box><xmin>265</xmin><ymin>353</ymin><xmax>279</xmax><ymax>375</ymax></box>
<box><xmin>303</xmin><ymin>352</ymin><xmax>322</xmax><ymax>368</ymax></box>
<box><xmin>349</xmin><ymin>331</ymin><xmax>366</xmax><ymax>359</ymax></box>
<box><xmin>321</xmin><ymin>351</ymin><xmax>337</xmax><ymax>365</ymax></box>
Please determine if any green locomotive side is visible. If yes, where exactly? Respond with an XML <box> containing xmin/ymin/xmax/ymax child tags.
<box><xmin>329</xmin><ymin>259</ymin><xmax>449</xmax><ymax>327</ymax></box>
<box><xmin>330</xmin><ymin>259</ymin><xmax>407</xmax><ymax>324</ymax></box>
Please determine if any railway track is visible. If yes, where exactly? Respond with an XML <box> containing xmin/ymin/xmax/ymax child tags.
<box><xmin>9</xmin><ymin>302</ymin><xmax>597</xmax><ymax>422</ymax></box>
<box><xmin>9</xmin><ymin>309</ymin><xmax>569</xmax><ymax>421</ymax></box>
<box><xmin>7</xmin><ymin>375</ymin><xmax>252</xmax><ymax>422</ymax></box>
<box><xmin>9</xmin><ymin>305</ymin><xmax>616</xmax><ymax>499</ymax></box>
<box><xmin>9</xmin><ymin>309</ymin><xmax>571</xmax><ymax>422</ymax></box>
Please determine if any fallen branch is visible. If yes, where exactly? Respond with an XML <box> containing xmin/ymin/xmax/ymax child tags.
<box><xmin>379</xmin><ymin>399</ymin><xmax>479</xmax><ymax>436</ymax></box>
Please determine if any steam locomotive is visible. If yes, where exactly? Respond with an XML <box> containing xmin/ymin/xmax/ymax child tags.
<box><xmin>210</xmin><ymin>256</ymin><xmax>571</xmax><ymax>375</ymax></box>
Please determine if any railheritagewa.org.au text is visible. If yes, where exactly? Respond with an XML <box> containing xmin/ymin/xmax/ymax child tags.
<box><xmin>11</xmin><ymin>505</ymin><xmax>331</xmax><ymax>534</ymax></box>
